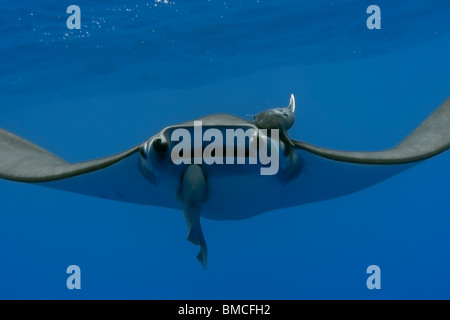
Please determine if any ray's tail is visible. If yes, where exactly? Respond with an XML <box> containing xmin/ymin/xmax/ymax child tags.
<box><xmin>178</xmin><ymin>164</ymin><xmax>209</xmax><ymax>268</ymax></box>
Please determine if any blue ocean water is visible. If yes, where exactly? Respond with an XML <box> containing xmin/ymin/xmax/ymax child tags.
<box><xmin>0</xmin><ymin>0</ymin><xmax>449</xmax><ymax>299</ymax></box>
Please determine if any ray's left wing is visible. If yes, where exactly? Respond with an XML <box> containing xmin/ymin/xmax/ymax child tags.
<box><xmin>0</xmin><ymin>128</ymin><xmax>171</xmax><ymax>207</ymax></box>
<box><xmin>0</xmin><ymin>128</ymin><xmax>141</xmax><ymax>182</ymax></box>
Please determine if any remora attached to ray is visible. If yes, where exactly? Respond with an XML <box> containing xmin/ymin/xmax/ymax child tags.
<box><xmin>1</xmin><ymin>95</ymin><xmax>449</xmax><ymax>267</ymax></box>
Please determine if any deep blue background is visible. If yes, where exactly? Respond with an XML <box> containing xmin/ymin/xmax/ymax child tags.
<box><xmin>0</xmin><ymin>0</ymin><xmax>449</xmax><ymax>299</ymax></box>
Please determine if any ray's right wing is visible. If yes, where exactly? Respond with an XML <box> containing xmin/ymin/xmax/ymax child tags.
<box><xmin>292</xmin><ymin>97</ymin><xmax>450</xmax><ymax>164</ymax></box>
